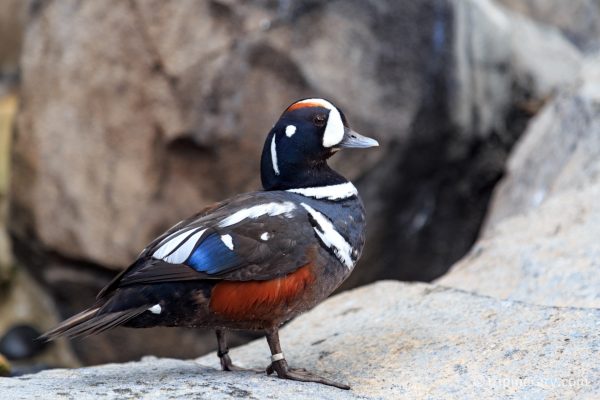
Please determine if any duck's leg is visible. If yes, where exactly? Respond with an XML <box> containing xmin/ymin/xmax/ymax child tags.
<box><xmin>265</xmin><ymin>328</ymin><xmax>350</xmax><ymax>390</ymax></box>
<box><xmin>215</xmin><ymin>329</ymin><xmax>248</xmax><ymax>372</ymax></box>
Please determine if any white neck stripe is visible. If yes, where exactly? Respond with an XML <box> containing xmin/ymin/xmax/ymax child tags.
<box><xmin>286</xmin><ymin>182</ymin><xmax>357</xmax><ymax>200</ymax></box>
<box><xmin>270</xmin><ymin>135</ymin><xmax>280</xmax><ymax>175</ymax></box>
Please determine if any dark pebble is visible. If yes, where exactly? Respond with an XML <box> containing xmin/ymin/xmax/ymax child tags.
<box><xmin>0</xmin><ymin>325</ymin><xmax>48</xmax><ymax>360</ymax></box>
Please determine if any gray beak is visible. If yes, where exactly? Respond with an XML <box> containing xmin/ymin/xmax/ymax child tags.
<box><xmin>338</xmin><ymin>127</ymin><xmax>379</xmax><ymax>148</ymax></box>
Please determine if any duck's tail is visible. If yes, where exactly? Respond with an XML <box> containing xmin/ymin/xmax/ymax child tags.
<box><xmin>39</xmin><ymin>305</ymin><xmax>149</xmax><ymax>341</ymax></box>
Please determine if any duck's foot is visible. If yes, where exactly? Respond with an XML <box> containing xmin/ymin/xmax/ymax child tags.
<box><xmin>266</xmin><ymin>358</ymin><xmax>350</xmax><ymax>390</ymax></box>
<box><xmin>265</xmin><ymin>328</ymin><xmax>350</xmax><ymax>390</ymax></box>
<box><xmin>215</xmin><ymin>329</ymin><xmax>261</xmax><ymax>373</ymax></box>
<box><xmin>219</xmin><ymin>352</ymin><xmax>262</xmax><ymax>373</ymax></box>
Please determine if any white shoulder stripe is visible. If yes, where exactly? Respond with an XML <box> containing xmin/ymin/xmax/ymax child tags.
<box><xmin>219</xmin><ymin>202</ymin><xmax>296</xmax><ymax>227</ymax></box>
<box><xmin>287</xmin><ymin>182</ymin><xmax>357</xmax><ymax>200</ymax></box>
<box><xmin>300</xmin><ymin>203</ymin><xmax>354</xmax><ymax>270</ymax></box>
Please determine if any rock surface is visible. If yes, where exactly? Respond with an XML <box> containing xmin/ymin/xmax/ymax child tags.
<box><xmin>483</xmin><ymin>58</ymin><xmax>600</xmax><ymax>231</ymax></box>
<box><xmin>451</xmin><ymin>0</ymin><xmax>582</xmax><ymax>138</ymax></box>
<box><xmin>438</xmin><ymin>59</ymin><xmax>600</xmax><ymax>309</ymax></box>
<box><xmin>498</xmin><ymin>0</ymin><xmax>600</xmax><ymax>52</ymax></box>
<box><xmin>12</xmin><ymin>0</ymin><xmax>583</xmax><ymax>288</ymax></box>
<box><xmin>438</xmin><ymin>183</ymin><xmax>600</xmax><ymax>308</ymax></box>
<box><xmin>12</xmin><ymin>0</ymin><xmax>412</xmax><ymax>271</ymax></box>
<box><xmin>0</xmin><ymin>0</ymin><xmax>25</xmax><ymax>80</ymax></box>
<box><xmin>9</xmin><ymin>0</ymin><xmax>590</xmax><ymax>364</ymax></box>
<box><xmin>1</xmin><ymin>281</ymin><xmax>598</xmax><ymax>399</ymax></box>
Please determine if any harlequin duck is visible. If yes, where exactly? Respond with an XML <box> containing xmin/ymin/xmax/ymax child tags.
<box><xmin>42</xmin><ymin>98</ymin><xmax>378</xmax><ymax>389</ymax></box>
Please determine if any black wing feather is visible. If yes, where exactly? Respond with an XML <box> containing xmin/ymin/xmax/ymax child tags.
<box><xmin>97</xmin><ymin>191</ymin><xmax>314</xmax><ymax>299</ymax></box>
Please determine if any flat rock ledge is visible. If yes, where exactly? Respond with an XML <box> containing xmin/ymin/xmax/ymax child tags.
<box><xmin>1</xmin><ymin>281</ymin><xmax>598</xmax><ymax>399</ymax></box>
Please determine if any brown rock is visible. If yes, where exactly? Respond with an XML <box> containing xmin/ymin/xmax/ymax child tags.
<box><xmin>0</xmin><ymin>0</ymin><xmax>25</xmax><ymax>79</ymax></box>
<box><xmin>0</xmin><ymin>94</ymin><xmax>16</xmax><ymax>276</ymax></box>
<box><xmin>12</xmin><ymin>0</ymin><xmax>408</xmax><ymax>271</ymax></box>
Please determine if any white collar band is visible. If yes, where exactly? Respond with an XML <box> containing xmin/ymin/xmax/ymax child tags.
<box><xmin>286</xmin><ymin>182</ymin><xmax>357</xmax><ymax>200</ymax></box>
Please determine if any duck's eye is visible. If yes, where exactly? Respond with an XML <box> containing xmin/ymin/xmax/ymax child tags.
<box><xmin>313</xmin><ymin>114</ymin><xmax>327</xmax><ymax>127</ymax></box>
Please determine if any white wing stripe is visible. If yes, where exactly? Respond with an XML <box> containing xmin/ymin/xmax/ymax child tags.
<box><xmin>153</xmin><ymin>228</ymin><xmax>201</xmax><ymax>259</ymax></box>
<box><xmin>163</xmin><ymin>228</ymin><xmax>206</xmax><ymax>264</ymax></box>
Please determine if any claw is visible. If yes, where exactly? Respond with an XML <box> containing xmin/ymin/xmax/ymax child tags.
<box><xmin>220</xmin><ymin>353</ymin><xmax>262</xmax><ymax>373</ymax></box>
<box><xmin>268</xmin><ymin>359</ymin><xmax>350</xmax><ymax>390</ymax></box>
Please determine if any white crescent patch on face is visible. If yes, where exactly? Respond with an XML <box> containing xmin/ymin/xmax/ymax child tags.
<box><xmin>293</xmin><ymin>98</ymin><xmax>345</xmax><ymax>148</ymax></box>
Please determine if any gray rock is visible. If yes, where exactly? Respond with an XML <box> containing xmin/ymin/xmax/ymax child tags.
<box><xmin>498</xmin><ymin>0</ymin><xmax>600</xmax><ymax>52</ymax></box>
<box><xmin>452</xmin><ymin>0</ymin><xmax>582</xmax><ymax>138</ymax></box>
<box><xmin>1</xmin><ymin>281</ymin><xmax>598</xmax><ymax>399</ymax></box>
<box><xmin>484</xmin><ymin>59</ymin><xmax>600</xmax><ymax>230</ymax></box>
<box><xmin>438</xmin><ymin>183</ymin><xmax>600</xmax><ymax>308</ymax></box>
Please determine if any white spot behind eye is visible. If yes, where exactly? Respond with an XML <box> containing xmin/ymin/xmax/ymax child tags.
<box><xmin>270</xmin><ymin>135</ymin><xmax>280</xmax><ymax>175</ymax></box>
<box><xmin>261</xmin><ymin>232</ymin><xmax>270</xmax><ymax>241</ymax></box>
<box><xmin>221</xmin><ymin>234</ymin><xmax>234</xmax><ymax>250</ymax></box>
<box><xmin>285</xmin><ymin>125</ymin><xmax>296</xmax><ymax>137</ymax></box>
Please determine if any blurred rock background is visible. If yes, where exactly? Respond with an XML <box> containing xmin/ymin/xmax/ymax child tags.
<box><xmin>0</xmin><ymin>0</ymin><xmax>598</xmax><ymax>371</ymax></box>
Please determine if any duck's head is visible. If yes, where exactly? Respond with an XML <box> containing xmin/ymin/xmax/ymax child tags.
<box><xmin>261</xmin><ymin>98</ymin><xmax>379</xmax><ymax>191</ymax></box>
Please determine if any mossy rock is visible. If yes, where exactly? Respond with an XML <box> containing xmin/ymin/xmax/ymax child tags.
<box><xmin>0</xmin><ymin>353</ymin><xmax>10</xmax><ymax>377</ymax></box>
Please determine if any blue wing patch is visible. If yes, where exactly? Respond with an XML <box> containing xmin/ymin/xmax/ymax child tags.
<box><xmin>185</xmin><ymin>233</ymin><xmax>241</xmax><ymax>274</ymax></box>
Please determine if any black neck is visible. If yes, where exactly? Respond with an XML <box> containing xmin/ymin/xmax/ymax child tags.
<box><xmin>260</xmin><ymin>133</ymin><xmax>348</xmax><ymax>191</ymax></box>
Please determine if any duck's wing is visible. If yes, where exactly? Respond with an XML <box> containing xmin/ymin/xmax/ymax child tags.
<box><xmin>97</xmin><ymin>191</ymin><xmax>322</xmax><ymax>299</ymax></box>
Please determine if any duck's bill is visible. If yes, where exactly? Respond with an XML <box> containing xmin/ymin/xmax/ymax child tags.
<box><xmin>338</xmin><ymin>127</ymin><xmax>379</xmax><ymax>149</ymax></box>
